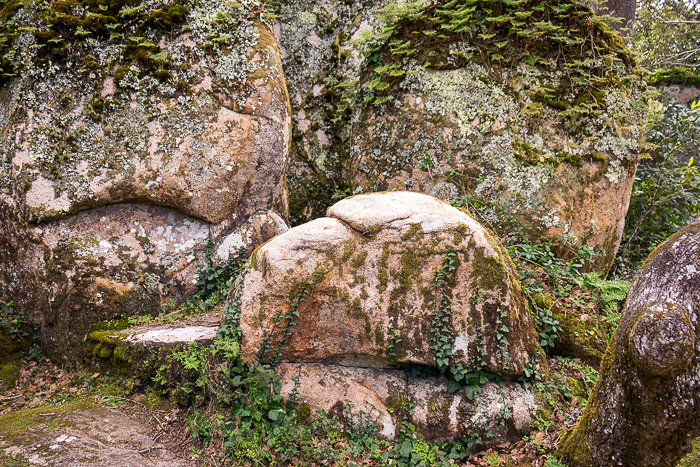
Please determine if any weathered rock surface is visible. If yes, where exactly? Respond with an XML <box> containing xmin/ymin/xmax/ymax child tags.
<box><xmin>557</xmin><ymin>218</ymin><xmax>700</xmax><ymax>466</ymax></box>
<box><xmin>350</xmin><ymin>63</ymin><xmax>645</xmax><ymax>273</ymax></box>
<box><xmin>0</xmin><ymin>400</ymin><xmax>193</xmax><ymax>467</ymax></box>
<box><xmin>0</xmin><ymin>1</ymin><xmax>290</xmax><ymax>360</ymax></box>
<box><xmin>277</xmin><ymin>363</ymin><xmax>541</xmax><ymax>444</ymax></box>
<box><xmin>278</xmin><ymin>0</ymin><xmax>648</xmax><ymax>273</ymax></box>
<box><xmin>236</xmin><ymin>192</ymin><xmax>539</xmax><ymax>376</ymax></box>
<box><xmin>276</xmin><ymin>0</ymin><xmax>387</xmax><ymax>223</ymax></box>
<box><xmin>126</xmin><ymin>326</ymin><xmax>218</xmax><ymax>347</ymax></box>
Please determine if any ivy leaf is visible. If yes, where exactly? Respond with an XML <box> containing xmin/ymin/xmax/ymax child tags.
<box><xmin>267</xmin><ymin>409</ymin><xmax>280</xmax><ymax>421</ymax></box>
<box><xmin>464</xmin><ymin>384</ymin><xmax>481</xmax><ymax>400</ymax></box>
<box><xmin>447</xmin><ymin>378</ymin><xmax>461</xmax><ymax>394</ymax></box>
<box><xmin>399</xmin><ymin>440</ymin><xmax>413</xmax><ymax>457</ymax></box>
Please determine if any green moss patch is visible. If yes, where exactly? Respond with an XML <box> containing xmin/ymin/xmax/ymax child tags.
<box><xmin>0</xmin><ymin>358</ymin><xmax>21</xmax><ymax>390</ymax></box>
<box><xmin>0</xmin><ymin>397</ymin><xmax>93</xmax><ymax>443</ymax></box>
<box><xmin>362</xmin><ymin>0</ymin><xmax>638</xmax><ymax>112</ymax></box>
<box><xmin>648</xmin><ymin>66</ymin><xmax>700</xmax><ymax>87</ymax></box>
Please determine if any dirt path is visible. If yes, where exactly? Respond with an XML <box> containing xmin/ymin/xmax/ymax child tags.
<box><xmin>0</xmin><ymin>396</ymin><xmax>201</xmax><ymax>467</ymax></box>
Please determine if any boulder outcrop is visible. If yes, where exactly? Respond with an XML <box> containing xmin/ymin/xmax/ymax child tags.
<box><xmin>278</xmin><ymin>0</ymin><xmax>649</xmax><ymax>273</ymax></box>
<box><xmin>229</xmin><ymin>192</ymin><xmax>546</xmax><ymax>443</ymax></box>
<box><xmin>0</xmin><ymin>0</ymin><xmax>290</xmax><ymax>360</ymax></box>
<box><xmin>557</xmin><ymin>218</ymin><xmax>700</xmax><ymax>466</ymax></box>
<box><xmin>277</xmin><ymin>363</ymin><xmax>539</xmax><ymax>443</ymax></box>
<box><xmin>237</xmin><ymin>192</ymin><xmax>538</xmax><ymax>375</ymax></box>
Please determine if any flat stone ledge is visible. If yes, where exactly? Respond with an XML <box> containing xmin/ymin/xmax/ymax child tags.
<box><xmin>126</xmin><ymin>326</ymin><xmax>219</xmax><ymax>346</ymax></box>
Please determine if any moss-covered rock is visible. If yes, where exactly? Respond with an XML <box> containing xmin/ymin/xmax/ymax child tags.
<box><xmin>279</xmin><ymin>0</ymin><xmax>651</xmax><ymax>273</ymax></box>
<box><xmin>557</xmin><ymin>217</ymin><xmax>700</xmax><ymax>466</ymax></box>
<box><xmin>235</xmin><ymin>192</ymin><xmax>541</xmax><ymax>377</ymax></box>
<box><xmin>0</xmin><ymin>0</ymin><xmax>291</xmax><ymax>361</ymax></box>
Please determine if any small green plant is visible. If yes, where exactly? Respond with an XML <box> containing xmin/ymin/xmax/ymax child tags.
<box><xmin>127</xmin><ymin>314</ymin><xmax>154</xmax><ymax>327</ymax></box>
<box><xmin>417</xmin><ymin>153</ymin><xmax>434</xmax><ymax>170</ymax></box>
<box><xmin>523</xmin><ymin>434</ymin><xmax>547</xmax><ymax>453</ymax></box>
<box><xmin>0</xmin><ymin>301</ymin><xmax>29</xmax><ymax>340</ymax></box>
<box><xmin>508</xmin><ymin>241</ymin><xmax>596</xmax><ymax>349</ymax></box>
<box><xmin>186</xmin><ymin>242</ymin><xmax>246</xmax><ymax>312</ymax></box>
<box><xmin>555</xmin><ymin>356</ymin><xmax>599</xmax><ymax>397</ymax></box>
<box><xmin>186</xmin><ymin>412</ymin><xmax>216</xmax><ymax>448</ymax></box>
<box><xmin>387</xmin><ymin>327</ymin><xmax>402</xmax><ymax>357</ymax></box>
<box><xmin>573</xmin><ymin>271</ymin><xmax>630</xmax><ymax>337</ymax></box>
<box><xmin>102</xmin><ymin>395</ymin><xmax>127</xmax><ymax>406</ymax></box>
<box><xmin>25</xmin><ymin>343</ymin><xmax>43</xmax><ymax>363</ymax></box>
<box><xmin>484</xmin><ymin>451</ymin><xmax>504</xmax><ymax>467</ymax></box>
<box><xmin>544</xmin><ymin>456</ymin><xmax>569</xmax><ymax>467</ymax></box>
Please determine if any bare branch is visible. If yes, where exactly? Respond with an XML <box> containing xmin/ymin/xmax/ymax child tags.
<box><xmin>659</xmin><ymin>19</ymin><xmax>700</xmax><ymax>23</ymax></box>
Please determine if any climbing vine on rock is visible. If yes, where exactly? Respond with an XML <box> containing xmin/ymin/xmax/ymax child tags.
<box><xmin>257</xmin><ymin>284</ymin><xmax>309</xmax><ymax>364</ymax></box>
<box><xmin>429</xmin><ymin>250</ymin><xmax>500</xmax><ymax>399</ymax></box>
<box><xmin>430</xmin><ymin>249</ymin><xmax>457</xmax><ymax>371</ymax></box>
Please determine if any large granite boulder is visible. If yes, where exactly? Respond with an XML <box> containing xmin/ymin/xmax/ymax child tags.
<box><xmin>229</xmin><ymin>191</ymin><xmax>545</xmax><ymax>443</ymax></box>
<box><xmin>237</xmin><ymin>192</ymin><xmax>538</xmax><ymax>375</ymax></box>
<box><xmin>278</xmin><ymin>0</ymin><xmax>650</xmax><ymax>273</ymax></box>
<box><xmin>557</xmin><ymin>218</ymin><xmax>700</xmax><ymax>466</ymax></box>
<box><xmin>0</xmin><ymin>0</ymin><xmax>290</xmax><ymax>360</ymax></box>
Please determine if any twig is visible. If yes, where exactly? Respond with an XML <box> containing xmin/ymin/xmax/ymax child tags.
<box><xmin>1</xmin><ymin>395</ymin><xmax>22</xmax><ymax>401</ymax></box>
<box><xmin>138</xmin><ymin>429</ymin><xmax>165</xmax><ymax>453</ymax></box>
<box><xmin>100</xmin><ymin>395</ymin><xmax>166</xmax><ymax>431</ymax></box>
<box><xmin>659</xmin><ymin>19</ymin><xmax>700</xmax><ymax>24</ymax></box>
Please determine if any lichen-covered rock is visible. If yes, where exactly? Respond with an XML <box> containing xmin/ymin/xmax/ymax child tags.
<box><xmin>235</xmin><ymin>192</ymin><xmax>539</xmax><ymax>377</ymax></box>
<box><xmin>350</xmin><ymin>66</ymin><xmax>647</xmax><ymax>274</ymax></box>
<box><xmin>0</xmin><ymin>0</ymin><xmax>290</xmax><ymax>360</ymax></box>
<box><xmin>557</xmin><ymin>218</ymin><xmax>700</xmax><ymax>466</ymax></box>
<box><xmin>279</xmin><ymin>0</ymin><xmax>650</xmax><ymax>273</ymax></box>
<box><xmin>276</xmin><ymin>0</ymin><xmax>388</xmax><ymax>224</ymax></box>
<box><xmin>277</xmin><ymin>363</ymin><xmax>541</xmax><ymax>444</ymax></box>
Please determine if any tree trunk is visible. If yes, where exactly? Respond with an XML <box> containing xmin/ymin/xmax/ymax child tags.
<box><xmin>597</xmin><ymin>0</ymin><xmax>636</xmax><ymax>35</ymax></box>
<box><xmin>557</xmin><ymin>218</ymin><xmax>700</xmax><ymax>466</ymax></box>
